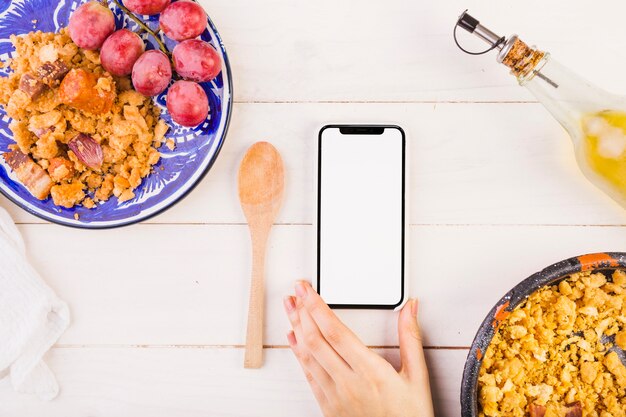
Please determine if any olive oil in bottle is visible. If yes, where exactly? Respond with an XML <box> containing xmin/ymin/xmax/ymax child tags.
<box><xmin>582</xmin><ymin>111</ymin><xmax>626</xmax><ymax>201</ymax></box>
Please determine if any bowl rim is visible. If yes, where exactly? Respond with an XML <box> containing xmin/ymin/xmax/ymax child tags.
<box><xmin>460</xmin><ymin>252</ymin><xmax>626</xmax><ymax>416</ymax></box>
<box><xmin>0</xmin><ymin>10</ymin><xmax>233</xmax><ymax>229</ymax></box>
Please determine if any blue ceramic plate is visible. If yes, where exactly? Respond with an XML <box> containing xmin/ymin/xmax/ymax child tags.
<box><xmin>0</xmin><ymin>0</ymin><xmax>232</xmax><ymax>228</ymax></box>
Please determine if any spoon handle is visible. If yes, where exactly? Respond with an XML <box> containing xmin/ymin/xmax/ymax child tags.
<box><xmin>244</xmin><ymin>229</ymin><xmax>268</xmax><ymax>368</ymax></box>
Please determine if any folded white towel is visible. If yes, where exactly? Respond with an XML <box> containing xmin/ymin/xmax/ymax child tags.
<box><xmin>0</xmin><ymin>207</ymin><xmax>69</xmax><ymax>400</ymax></box>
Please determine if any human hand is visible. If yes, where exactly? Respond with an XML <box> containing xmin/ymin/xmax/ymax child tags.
<box><xmin>283</xmin><ymin>281</ymin><xmax>434</xmax><ymax>417</ymax></box>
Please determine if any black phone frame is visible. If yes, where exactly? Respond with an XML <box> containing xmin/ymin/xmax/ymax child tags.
<box><xmin>317</xmin><ymin>124</ymin><xmax>406</xmax><ymax>309</ymax></box>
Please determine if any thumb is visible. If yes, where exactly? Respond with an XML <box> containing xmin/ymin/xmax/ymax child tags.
<box><xmin>398</xmin><ymin>299</ymin><xmax>428</xmax><ymax>384</ymax></box>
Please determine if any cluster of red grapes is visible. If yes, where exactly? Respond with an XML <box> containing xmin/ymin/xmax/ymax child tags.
<box><xmin>68</xmin><ymin>0</ymin><xmax>222</xmax><ymax>127</ymax></box>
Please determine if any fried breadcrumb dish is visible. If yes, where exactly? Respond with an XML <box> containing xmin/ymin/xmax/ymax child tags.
<box><xmin>0</xmin><ymin>29</ymin><xmax>169</xmax><ymax>208</ymax></box>
<box><xmin>479</xmin><ymin>270</ymin><xmax>626</xmax><ymax>417</ymax></box>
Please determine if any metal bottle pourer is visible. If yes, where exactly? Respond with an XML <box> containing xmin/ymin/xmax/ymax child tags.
<box><xmin>453</xmin><ymin>10</ymin><xmax>518</xmax><ymax>63</ymax></box>
<box><xmin>454</xmin><ymin>10</ymin><xmax>559</xmax><ymax>88</ymax></box>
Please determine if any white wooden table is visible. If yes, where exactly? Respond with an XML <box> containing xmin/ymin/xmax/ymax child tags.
<box><xmin>2</xmin><ymin>0</ymin><xmax>626</xmax><ymax>415</ymax></box>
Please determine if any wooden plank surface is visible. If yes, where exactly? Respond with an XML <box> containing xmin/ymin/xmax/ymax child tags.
<box><xmin>16</xmin><ymin>223</ymin><xmax>626</xmax><ymax>348</ymax></box>
<box><xmin>0</xmin><ymin>348</ymin><xmax>467</xmax><ymax>417</ymax></box>
<box><xmin>204</xmin><ymin>0</ymin><xmax>626</xmax><ymax>103</ymax></box>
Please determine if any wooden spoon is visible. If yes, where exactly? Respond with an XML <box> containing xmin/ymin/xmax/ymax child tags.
<box><xmin>238</xmin><ymin>142</ymin><xmax>285</xmax><ymax>368</ymax></box>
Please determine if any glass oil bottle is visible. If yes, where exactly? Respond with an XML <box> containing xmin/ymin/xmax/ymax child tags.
<box><xmin>455</xmin><ymin>11</ymin><xmax>626</xmax><ymax>209</ymax></box>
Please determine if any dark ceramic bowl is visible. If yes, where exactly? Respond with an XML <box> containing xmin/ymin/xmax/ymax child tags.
<box><xmin>460</xmin><ymin>252</ymin><xmax>626</xmax><ymax>416</ymax></box>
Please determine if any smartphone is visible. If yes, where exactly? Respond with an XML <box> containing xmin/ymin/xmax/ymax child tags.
<box><xmin>317</xmin><ymin>125</ymin><xmax>406</xmax><ymax>309</ymax></box>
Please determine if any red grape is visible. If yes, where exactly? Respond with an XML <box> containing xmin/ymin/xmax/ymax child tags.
<box><xmin>159</xmin><ymin>0</ymin><xmax>207</xmax><ymax>41</ymax></box>
<box><xmin>166</xmin><ymin>80</ymin><xmax>209</xmax><ymax>127</ymax></box>
<box><xmin>172</xmin><ymin>40</ymin><xmax>221</xmax><ymax>82</ymax></box>
<box><xmin>124</xmin><ymin>0</ymin><xmax>171</xmax><ymax>15</ymax></box>
<box><xmin>132</xmin><ymin>50</ymin><xmax>172</xmax><ymax>96</ymax></box>
<box><xmin>100</xmin><ymin>29</ymin><xmax>145</xmax><ymax>77</ymax></box>
<box><xmin>68</xmin><ymin>1</ymin><xmax>115</xmax><ymax>50</ymax></box>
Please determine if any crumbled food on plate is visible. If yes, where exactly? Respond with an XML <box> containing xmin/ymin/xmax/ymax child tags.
<box><xmin>0</xmin><ymin>29</ymin><xmax>169</xmax><ymax>208</ymax></box>
<box><xmin>479</xmin><ymin>270</ymin><xmax>626</xmax><ymax>417</ymax></box>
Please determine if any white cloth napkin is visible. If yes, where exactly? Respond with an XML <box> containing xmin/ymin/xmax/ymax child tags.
<box><xmin>0</xmin><ymin>207</ymin><xmax>69</xmax><ymax>400</ymax></box>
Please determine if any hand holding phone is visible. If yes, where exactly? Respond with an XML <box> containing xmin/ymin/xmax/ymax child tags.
<box><xmin>283</xmin><ymin>283</ymin><xmax>435</xmax><ymax>417</ymax></box>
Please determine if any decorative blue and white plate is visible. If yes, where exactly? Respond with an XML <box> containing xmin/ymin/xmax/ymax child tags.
<box><xmin>0</xmin><ymin>0</ymin><xmax>232</xmax><ymax>228</ymax></box>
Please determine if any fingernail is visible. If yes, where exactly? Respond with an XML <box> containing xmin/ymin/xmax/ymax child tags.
<box><xmin>411</xmin><ymin>298</ymin><xmax>419</xmax><ymax>317</ymax></box>
<box><xmin>286</xmin><ymin>330</ymin><xmax>297</xmax><ymax>346</ymax></box>
<box><xmin>283</xmin><ymin>296</ymin><xmax>295</xmax><ymax>312</ymax></box>
<box><xmin>295</xmin><ymin>281</ymin><xmax>308</xmax><ymax>299</ymax></box>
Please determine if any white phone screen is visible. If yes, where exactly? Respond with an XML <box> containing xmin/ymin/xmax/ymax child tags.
<box><xmin>317</xmin><ymin>126</ymin><xmax>405</xmax><ymax>308</ymax></box>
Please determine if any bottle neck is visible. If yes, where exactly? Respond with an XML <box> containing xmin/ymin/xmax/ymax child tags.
<box><xmin>500</xmin><ymin>38</ymin><xmax>613</xmax><ymax>138</ymax></box>
<box><xmin>499</xmin><ymin>37</ymin><xmax>546</xmax><ymax>81</ymax></box>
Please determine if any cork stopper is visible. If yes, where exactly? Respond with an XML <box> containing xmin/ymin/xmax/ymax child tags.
<box><xmin>500</xmin><ymin>37</ymin><xmax>545</xmax><ymax>78</ymax></box>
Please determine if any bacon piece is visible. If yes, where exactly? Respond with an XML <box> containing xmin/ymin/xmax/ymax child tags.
<box><xmin>36</xmin><ymin>59</ymin><xmax>69</xmax><ymax>86</ymax></box>
<box><xmin>564</xmin><ymin>402</ymin><xmax>582</xmax><ymax>417</ymax></box>
<box><xmin>19</xmin><ymin>73</ymin><xmax>46</xmax><ymax>99</ymax></box>
<box><xmin>529</xmin><ymin>404</ymin><xmax>546</xmax><ymax>417</ymax></box>
<box><xmin>3</xmin><ymin>149</ymin><xmax>52</xmax><ymax>199</ymax></box>
<box><xmin>58</xmin><ymin>68</ymin><xmax>115</xmax><ymax>115</ymax></box>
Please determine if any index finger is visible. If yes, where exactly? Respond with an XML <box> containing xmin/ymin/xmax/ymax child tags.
<box><xmin>295</xmin><ymin>281</ymin><xmax>374</xmax><ymax>371</ymax></box>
